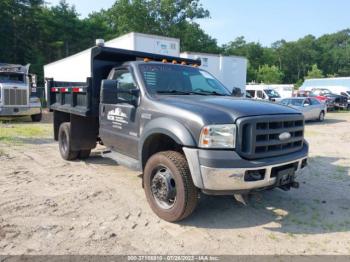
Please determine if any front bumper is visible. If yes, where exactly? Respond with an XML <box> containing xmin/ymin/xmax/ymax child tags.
<box><xmin>183</xmin><ymin>142</ymin><xmax>308</xmax><ymax>193</ymax></box>
<box><xmin>0</xmin><ymin>104</ymin><xmax>41</xmax><ymax>117</ymax></box>
<box><xmin>334</xmin><ymin>102</ymin><xmax>348</xmax><ymax>109</ymax></box>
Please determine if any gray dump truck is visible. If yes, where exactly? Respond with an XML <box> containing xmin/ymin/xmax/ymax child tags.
<box><xmin>0</xmin><ymin>63</ymin><xmax>42</xmax><ymax>121</ymax></box>
<box><xmin>47</xmin><ymin>46</ymin><xmax>308</xmax><ymax>222</ymax></box>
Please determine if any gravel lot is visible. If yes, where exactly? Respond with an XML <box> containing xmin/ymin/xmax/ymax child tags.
<box><xmin>0</xmin><ymin>112</ymin><xmax>350</xmax><ymax>255</ymax></box>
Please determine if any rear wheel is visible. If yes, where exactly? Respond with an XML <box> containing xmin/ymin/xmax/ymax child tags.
<box><xmin>31</xmin><ymin>113</ymin><xmax>42</xmax><ymax>122</ymax></box>
<box><xmin>58</xmin><ymin>122</ymin><xmax>79</xmax><ymax>160</ymax></box>
<box><xmin>143</xmin><ymin>151</ymin><xmax>198</xmax><ymax>222</ymax></box>
<box><xmin>318</xmin><ymin>111</ymin><xmax>325</xmax><ymax>122</ymax></box>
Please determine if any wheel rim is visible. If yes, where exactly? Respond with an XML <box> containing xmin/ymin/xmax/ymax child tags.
<box><xmin>151</xmin><ymin>165</ymin><xmax>177</xmax><ymax>209</ymax></box>
<box><xmin>60</xmin><ymin>131</ymin><xmax>68</xmax><ymax>153</ymax></box>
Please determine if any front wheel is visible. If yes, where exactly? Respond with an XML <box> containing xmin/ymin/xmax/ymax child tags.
<box><xmin>143</xmin><ymin>151</ymin><xmax>198</xmax><ymax>222</ymax></box>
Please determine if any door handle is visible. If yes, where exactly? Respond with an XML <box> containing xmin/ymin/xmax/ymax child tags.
<box><xmin>101</xmin><ymin>105</ymin><xmax>106</xmax><ymax>116</ymax></box>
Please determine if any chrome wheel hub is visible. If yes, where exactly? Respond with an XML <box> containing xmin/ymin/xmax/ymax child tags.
<box><xmin>151</xmin><ymin>166</ymin><xmax>176</xmax><ymax>209</ymax></box>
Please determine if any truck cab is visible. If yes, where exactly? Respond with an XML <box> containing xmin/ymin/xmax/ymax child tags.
<box><xmin>47</xmin><ymin>46</ymin><xmax>308</xmax><ymax>222</ymax></box>
<box><xmin>0</xmin><ymin>63</ymin><xmax>42</xmax><ymax>121</ymax></box>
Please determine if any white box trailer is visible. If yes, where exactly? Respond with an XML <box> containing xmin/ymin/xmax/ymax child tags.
<box><xmin>106</xmin><ymin>32</ymin><xmax>180</xmax><ymax>57</ymax></box>
<box><xmin>44</xmin><ymin>32</ymin><xmax>180</xmax><ymax>83</ymax></box>
<box><xmin>180</xmin><ymin>52</ymin><xmax>247</xmax><ymax>93</ymax></box>
<box><xmin>44</xmin><ymin>33</ymin><xmax>249</xmax><ymax>95</ymax></box>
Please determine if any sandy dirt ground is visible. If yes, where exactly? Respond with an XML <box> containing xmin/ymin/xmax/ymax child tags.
<box><xmin>0</xmin><ymin>112</ymin><xmax>350</xmax><ymax>255</ymax></box>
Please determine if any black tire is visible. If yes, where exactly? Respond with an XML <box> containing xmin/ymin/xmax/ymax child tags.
<box><xmin>79</xmin><ymin>149</ymin><xmax>91</xmax><ymax>159</ymax></box>
<box><xmin>143</xmin><ymin>151</ymin><xmax>198</xmax><ymax>222</ymax></box>
<box><xmin>318</xmin><ymin>111</ymin><xmax>325</xmax><ymax>122</ymax></box>
<box><xmin>31</xmin><ymin>113</ymin><xmax>42</xmax><ymax>122</ymax></box>
<box><xmin>58</xmin><ymin>122</ymin><xmax>79</xmax><ymax>161</ymax></box>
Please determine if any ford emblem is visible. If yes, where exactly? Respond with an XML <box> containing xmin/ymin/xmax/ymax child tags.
<box><xmin>279</xmin><ymin>132</ymin><xmax>291</xmax><ymax>141</ymax></box>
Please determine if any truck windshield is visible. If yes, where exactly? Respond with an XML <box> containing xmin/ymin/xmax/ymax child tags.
<box><xmin>0</xmin><ymin>73</ymin><xmax>24</xmax><ymax>83</ymax></box>
<box><xmin>139</xmin><ymin>64</ymin><xmax>230</xmax><ymax>96</ymax></box>
<box><xmin>264</xmin><ymin>89</ymin><xmax>281</xmax><ymax>98</ymax></box>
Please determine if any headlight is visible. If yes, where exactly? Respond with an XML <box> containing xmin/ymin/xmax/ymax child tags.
<box><xmin>199</xmin><ymin>124</ymin><xmax>236</xmax><ymax>149</ymax></box>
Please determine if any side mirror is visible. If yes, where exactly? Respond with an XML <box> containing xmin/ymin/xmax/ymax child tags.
<box><xmin>231</xmin><ymin>87</ymin><xmax>243</xmax><ymax>97</ymax></box>
<box><xmin>101</xmin><ymin>80</ymin><xmax>140</xmax><ymax>105</ymax></box>
<box><xmin>101</xmin><ymin>80</ymin><xmax>119</xmax><ymax>104</ymax></box>
<box><xmin>29</xmin><ymin>74</ymin><xmax>37</xmax><ymax>88</ymax></box>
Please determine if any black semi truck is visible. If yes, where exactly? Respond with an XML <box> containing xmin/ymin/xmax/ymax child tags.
<box><xmin>47</xmin><ymin>45</ymin><xmax>308</xmax><ymax>222</ymax></box>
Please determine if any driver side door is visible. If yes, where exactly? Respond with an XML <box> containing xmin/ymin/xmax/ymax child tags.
<box><xmin>302</xmin><ymin>98</ymin><xmax>313</xmax><ymax>120</ymax></box>
<box><xmin>99</xmin><ymin>67</ymin><xmax>140</xmax><ymax>158</ymax></box>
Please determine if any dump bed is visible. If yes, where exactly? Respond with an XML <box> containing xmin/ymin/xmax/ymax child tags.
<box><xmin>46</xmin><ymin>46</ymin><xmax>200</xmax><ymax>117</ymax></box>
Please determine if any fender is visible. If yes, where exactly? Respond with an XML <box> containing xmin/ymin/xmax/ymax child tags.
<box><xmin>138</xmin><ymin>117</ymin><xmax>197</xmax><ymax>162</ymax></box>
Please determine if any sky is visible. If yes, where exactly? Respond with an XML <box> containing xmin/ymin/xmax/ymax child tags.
<box><xmin>48</xmin><ymin>0</ymin><xmax>350</xmax><ymax>46</ymax></box>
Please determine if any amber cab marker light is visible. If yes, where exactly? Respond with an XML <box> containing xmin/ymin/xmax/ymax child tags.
<box><xmin>144</xmin><ymin>58</ymin><xmax>150</xmax><ymax>62</ymax></box>
<box><xmin>172</xmin><ymin>60</ymin><xmax>177</xmax><ymax>64</ymax></box>
<box><xmin>162</xmin><ymin>59</ymin><xmax>168</xmax><ymax>63</ymax></box>
<box><xmin>181</xmin><ymin>61</ymin><xmax>186</xmax><ymax>65</ymax></box>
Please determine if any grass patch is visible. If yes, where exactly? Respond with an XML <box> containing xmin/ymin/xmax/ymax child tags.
<box><xmin>287</xmin><ymin>232</ymin><xmax>296</xmax><ymax>239</ymax></box>
<box><xmin>0</xmin><ymin>122</ymin><xmax>52</xmax><ymax>144</ymax></box>
<box><xmin>268</xmin><ymin>233</ymin><xmax>279</xmax><ymax>241</ymax></box>
<box><xmin>329</xmin><ymin>109</ymin><xmax>350</xmax><ymax>114</ymax></box>
<box><xmin>336</xmin><ymin>165</ymin><xmax>346</xmax><ymax>174</ymax></box>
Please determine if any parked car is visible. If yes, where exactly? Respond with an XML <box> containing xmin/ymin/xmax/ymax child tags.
<box><xmin>311</xmin><ymin>88</ymin><xmax>348</xmax><ymax>110</ymax></box>
<box><xmin>300</xmin><ymin>77</ymin><xmax>350</xmax><ymax>108</ymax></box>
<box><xmin>280</xmin><ymin>97</ymin><xmax>326</xmax><ymax>121</ymax></box>
<box><xmin>295</xmin><ymin>90</ymin><xmax>335</xmax><ymax>110</ymax></box>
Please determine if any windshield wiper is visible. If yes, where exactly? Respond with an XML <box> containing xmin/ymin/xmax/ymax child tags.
<box><xmin>197</xmin><ymin>91</ymin><xmax>229</xmax><ymax>96</ymax></box>
<box><xmin>157</xmin><ymin>90</ymin><xmax>209</xmax><ymax>95</ymax></box>
<box><xmin>156</xmin><ymin>90</ymin><xmax>192</xmax><ymax>95</ymax></box>
<box><xmin>156</xmin><ymin>90</ymin><xmax>228</xmax><ymax>96</ymax></box>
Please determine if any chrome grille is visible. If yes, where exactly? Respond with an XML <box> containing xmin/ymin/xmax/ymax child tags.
<box><xmin>3</xmin><ymin>88</ymin><xmax>28</xmax><ymax>106</ymax></box>
<box><xmin>237</xmin><ymin>115</ymin><xmax>305</xmax><ymax>160</ymax></box>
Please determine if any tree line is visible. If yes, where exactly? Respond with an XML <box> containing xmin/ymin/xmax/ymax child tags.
<box><xmin>0</xmin><ymin>0</ymin><xmax>349</xmax><ymax>85</ymax></box>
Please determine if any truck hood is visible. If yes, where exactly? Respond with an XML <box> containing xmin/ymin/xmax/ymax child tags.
<box><xmin>156</xmin><ymin>95</ymin><xmax>301</xmax><ymax>124</ymax></box>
